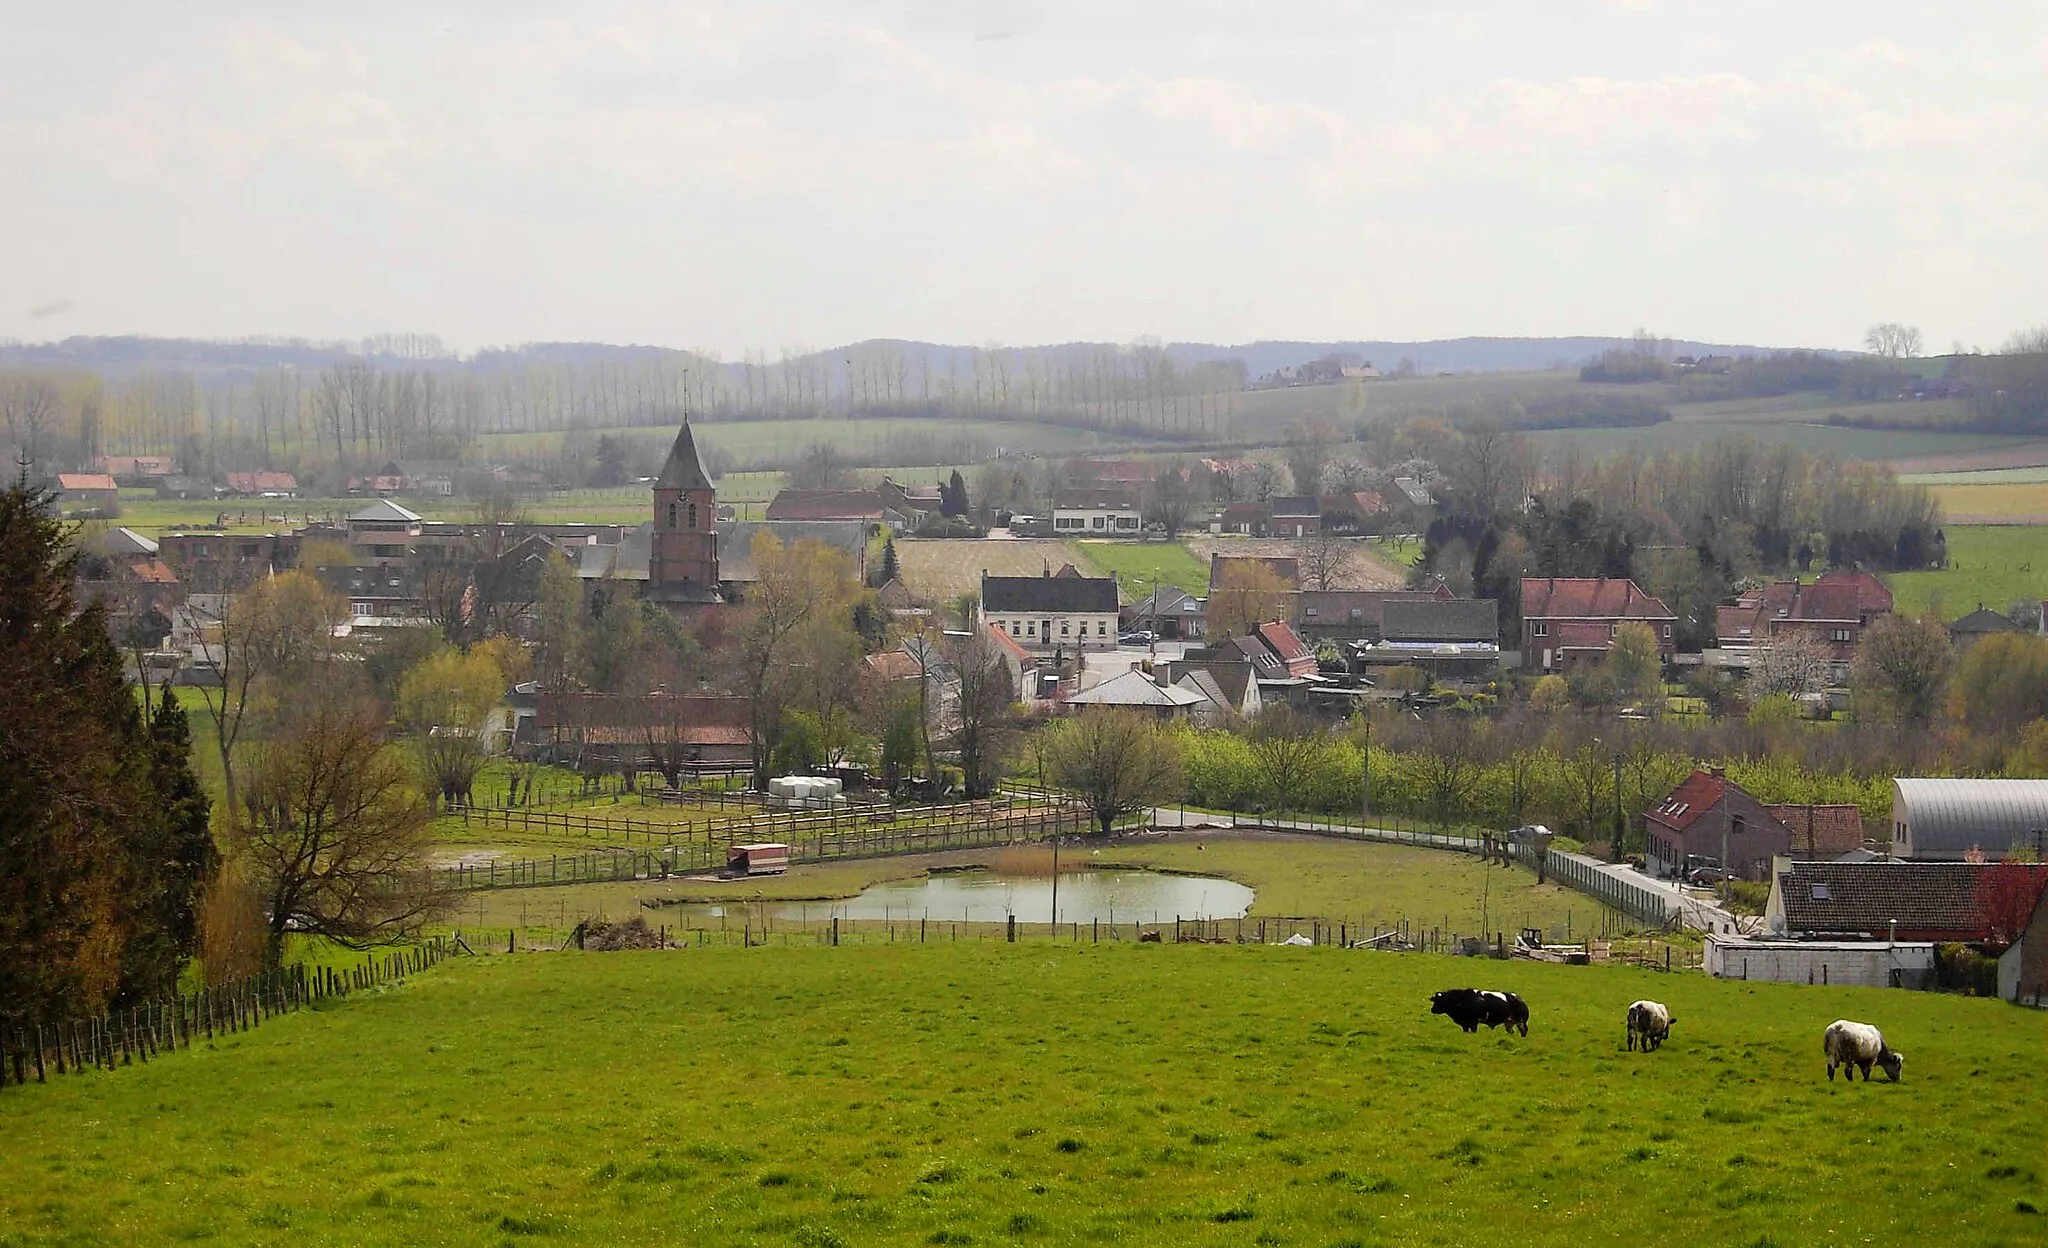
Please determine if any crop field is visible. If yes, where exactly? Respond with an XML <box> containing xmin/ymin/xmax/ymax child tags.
<box><xmin>479</xmin><ymin>417</ymin><xmax>1127</xmax><ymax>464</ymax></box>
<box><xmin>1904</xmin><ymin>466</ymin><xmax>2048</xmax><ymax>487</ymax></box>
<box><xmin>5</xmin><ymin>944</ymin><xmax>2041</xmax><ymax>1247</ymax></box>
<box><xmin>894</xmin><ymin>537</ymin><xmax>1092</xmax><ymax>602</ymax></box>
<box><xmin>1070</xmin><ymin>539</ymin><xmax>1210</xmax><ymax>597</ymax></box>
<box><xmin>1887</xmin><ymin>525</ymin><xmax>2048</xmax><ymax>616</ymax></box>
<box><xmin>1184</xmin><ymin>535</ymin><xmax>1407</xmax><ymax>590</ymax></box>
<box><xmin>1923</xmin><ymin>484</ymin><xmax>2048</xmax><ymax>524</ymax></box>
<box><xmin>1525</xmin><ymin>419</ymin><xmax>2027</xmax><ymax>464</ymax></box>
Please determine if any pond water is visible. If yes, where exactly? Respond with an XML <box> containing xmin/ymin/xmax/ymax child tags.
<box><xmin>680</xmin><ymin>869</ymin><xmax>1253</xmax><ymax>925</ymax></box>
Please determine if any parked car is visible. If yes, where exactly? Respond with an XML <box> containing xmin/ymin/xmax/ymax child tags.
<box><xmin>1685</xmin><ymin>866</ymin><xmax>1729</xmax><ymax>887</ymax></box>
<box><xmin>1119</xmin><ymin>630</ymin><xmax>1155</xmax><ymax>645</ymax></box>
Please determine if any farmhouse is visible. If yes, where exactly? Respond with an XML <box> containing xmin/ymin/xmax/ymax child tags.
<box><xmin>1716</xmin><ymin>570</ymin><xmax>1893</xmax><ymax>662</ymax></box>
<box><xmin>1642</xmin><ymin>768</ymin><xmax>1791</xmax><ymax>882</ymax></box>
<box><xmin>1121</xmin><ymin>585</ymin><xmax>1206</xmax><ymax>639</ymax></box>
<box><xmin>532</xmin><ymin>692</ymin><xmax>753</xmax><ymax>771</ymax></box>
<box><xmin>345</xmin><ymin>499</ymin><xmax>425</xmax><ymax>560</ymax></box>
<box><xmin>1949</xmin><ymin>605</ymin><xmax>2023</xmax><ymax>652</ymax></box>
<box><xmin>764</xmin><ymin>488</ymin><xmax>904</xmax><ymax>528</ymax></box>
<box><xmin>1519</xmin><ymin>577</ymin><xmax>1676</xmax><ymax>672</ymax></box>
<box><xmin>1890</xmin><ymin>778</ymin><xmax>2048</xmax><ymax>861</ymax></box>
<box><xmin>1062</xmin><ymin>668</ymin><xmax>1206</xmax><ymax>717</ymax></box>
<box><xmin>1349</xmin><ymin>598</ymin><xmax>1501</xmax><ymax>680</ymax></box>
<box><xmin>1269</xmin><ymin>496</ymin><xmax>1320</xmax><ymax>538</ymax></box>
<box><xmin>1765</xmin><ymin>859</ymin><xmax>1995</xmax><ymax>942</ymax></box>
<box><xmin>98</xmin><ymin>454</ymin><xmax>173</xmax><ymax>484</ymax></box>
<box><xmin>1052</xmin><ymin>488</ymin><xmax>1142</xmax><ymax>536</ymax></box>
<box><xmin>222</xmin><ymin>470</ymin><xmax>299</xmax><ymax>497</ymax></box>
<box><xmin>980</xmin><ymin>569</ymin><xmax>1120</xmax><ymax>651</ymax></box>
<box><xmin>55</xmin><ymin>472</ymin><xmax>119</xmax><ymax>513</ymax></box>
<box><xmin>1295</xmin><ymin>584</ymin><xmax>1453</xmax><ymax>641</ymax></box>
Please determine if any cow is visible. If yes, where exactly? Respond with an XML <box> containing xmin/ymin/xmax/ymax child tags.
<box><xmin>1823</xmin><ymin>1020</ymin><xmax>1903</xmax><ymax>1083</ymax></box>
<box><xmin>1429</xmin><ymin>989</ymin><xmax>1530</xmax><ymax>1037</ymax></box>
<box><xmin>1625</xmin><ymin>1000</ymin><xmax>1674</xmax><ymax>1052</ymax></box>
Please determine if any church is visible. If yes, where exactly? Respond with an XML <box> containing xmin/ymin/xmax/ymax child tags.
<box><xmin>571</xmin><ymin>418</ymin><xmax>870</xmax><ymax>615</ymax></box>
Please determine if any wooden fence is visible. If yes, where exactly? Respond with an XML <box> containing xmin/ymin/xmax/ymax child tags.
<box><xmin>434</xmin><ymin>796</ymin><xmax>1092</xmax><ymax>892</ymax></box>
<box><xmin>0</xmin><ymin>938</ymin><xmax>450</xmax><ymax>1091</ymax></box>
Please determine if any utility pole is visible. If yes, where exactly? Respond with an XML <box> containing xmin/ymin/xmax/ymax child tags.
<box><xmin>1612</xmin><ymin>752</ymin><xmax>1625</xmax><ymax>862</ymax></box>
<box><xmin>1720</xmin><ymin>777</ymin><xmax>1732</xmax><ymax>905</ymax></box>
<box><xmin>1361</xmin><ymin>715</ymin><xmax>1373</xmax><ymax>824</ymax></box>
<box><xmin>1148</xmin><ymin>571</ymin><xmax>1159</xmax><ymax>658</ymax></box>
<box><xmin>1049</xmin><ymin>825</ymin><xmax>1060</xmax><ymax>932</ymax></box>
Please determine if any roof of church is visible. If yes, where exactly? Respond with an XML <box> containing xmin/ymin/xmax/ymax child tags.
<box><xmin>655</xmin><ymin>420</ymin><xmax>715</xmax><ymax>492</ymax></box>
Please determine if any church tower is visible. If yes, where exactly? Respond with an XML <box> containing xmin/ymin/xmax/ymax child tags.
<box><xmin>649</xmin><ymin>419</ymin><xmax>721</xmax><ymax>601</ymax></box>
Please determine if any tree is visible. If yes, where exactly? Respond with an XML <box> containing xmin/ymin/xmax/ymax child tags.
<box><xmin>1208</xmin><ymin>560</ymin><xmax>1293</xmax><ymax>637</ymax></box>
<box><xmin>1749</xmin><ymin>630</ymin><xmax>1834</xmax><ymax>700</ymax></box>
<box><xmin>1865</xmin><ymin>323</ymin><xmax>1924</xmax><ymax>359</ymax></box>
<box><xmin>397</xmin><ymin>645</ymin><xmax>508</xmax><ymax>810</ymax></box>
<box><xmin>1973</xmin><ymin>860</ymin><xmax>2048</xmax><ymax>952</ymax></box>
<box><xmin>118</xmin><ymin>686</ymin><xmax>218</xmax><ymax>1005</ymax></box>
<box><xmin>880</xmin><ymin>698</ymin><xmax>921</xmax><ymax>787</ymax></box>
<box><xmin>1283</xmin><ymin>416</ymin><xmax>1335</xmax><ymax>497</ymax></box>
<box><xmin>1042</xmin><ymin>710</ymin><xmax>1184</xmax><ymax>836</ymax></box>
<box><xmin>947</xmin><ymin>628</ymin><xmax>1019</xmax><ymax>798</ymax></box>
<box><xmin>941</xmin><ymin>469</ymin><xmax>970</xmax><ymax>518</ymax></box>
<box><xmin>1851</xmin><ymin>615</ymin><xmax>1954</xmax><ymax>724</ymax></box>
<box><xmin>1248</xmin><ymin>706</ymin><xmax>1330</xmax><ymax>817</ymax></box>
<box><xmin>1295</xmin><ymin>529</ymin><xmax>1356</xmax><ymax>592</ymax></box>
<box><xmin>1950</xmin><ymin>633</ymin><xmax>2048</xmax><ymax>733</ymax></box>
<box><xmin>878</xmin><ymin>537</ymin><xmax>902</xmax><ymax>586</ymax></box>
<box><xmin>242</xmin><ymin>699</ymin><xmax>441</xmax><ymax>968</ymax></box>
<box><xmin>1146</xmin><ymin>464</ymin><xmax>1194</xmax><ymax>534</ymax></box>
<box><xmin>534</xmin><ymin>549</ymin><xmax>586</xmax><ymax>692</ymax></box>
<box><xmin>191</xmin><ymin>569</ymin><xmax>346</xmax><ymax>817</ymax></box>
<box><xmin>1416</xmin><ymin>716</ymin><xmax>1477</xmax><ymax>829</ymax></box>
<box><xmin>730</xmin><ymin>533</ymin><xmax>860</xmax><ymax>787</ymax></box>
<box><xmin>790</xmin><ymin>441</ymin><xmax>848</xmax><ymax>488</ymax></box>
<box><xmin>584</xmin><ymin>585</ymin><xmax>649</xmax><ymax>693</ymax></box>
<box><xmin>1529</xmin><ymin>674</ymin><xmax>1571</xmax><ymax>713</ymax></box>
<box><xmin>1602</xmin><ymin>621</ymin><xmax>1663</xmax><ymax>707</ymax></box>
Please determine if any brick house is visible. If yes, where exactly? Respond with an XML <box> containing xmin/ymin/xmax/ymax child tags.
<box><xmin>1519</xmin><ymin>577</ymin><xmax>1676</xmax><ymax>671</ymax></box>
<box><xmin>1715</xmin><ymin>570</ymin><xmax>1893</xmax><ymax>663</ymax></box>
<box><xmin>1642</xmin><ymin>768</ymin><xmax>1791</xmax><ymax>882</ymax></box>
<box><xmin>1766</xmin><ymin>860</ymin><xmax>2001</xmax><ymax>942</ymax></box>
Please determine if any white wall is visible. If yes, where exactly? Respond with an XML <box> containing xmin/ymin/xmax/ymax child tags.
<box><xmin>1705</xmin><ymin>937</ymin><xmax>1935</xmax><ymax>989</ymax></box>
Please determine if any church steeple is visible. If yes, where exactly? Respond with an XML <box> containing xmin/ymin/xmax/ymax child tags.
<box><xmin>650</xmin><ymin>417</ymin><xmax>720</xmax><ymax>601</ymax></box>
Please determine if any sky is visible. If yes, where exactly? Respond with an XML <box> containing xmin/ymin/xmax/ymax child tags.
<box><xmin>1</xmin><ymin>1</ymin><xmax>2044</xmax><ymax>356</ymax></box>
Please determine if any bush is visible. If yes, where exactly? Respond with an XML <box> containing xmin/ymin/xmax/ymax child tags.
<box><xmin>1722</xmin><ymin>881</ymin><xmax>1770</xmax><ymax>915</ymax></box>
<box><xmin>1934</xmin><ymin>943</ymin><xmax>2000</xmax><ymax>996</ymax></box>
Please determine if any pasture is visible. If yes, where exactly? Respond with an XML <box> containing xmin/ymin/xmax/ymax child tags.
<box><xmin>1920</xmin><ymin>483</ymin><xmax>2048</xmax><ymax>524</ymax></box>
<box><xmin>893</xmin><ymin>537</ymin><xmax>1092</xmax><ymax>603</ymax></box>
<box><xmin>1887</xmin><ymin>525</ymin><xmax>2048</xmax><ymax>617</ymax></box>
<box><xmin>478</xmin><ymin>417</ymin><xmax>1128</xmax><ymax>465</ymax></box>
<box><xmin>1070</xmin><ymin>539</ymin><xmax>1210</xmax><ymax>597</ymax></box>
<box><xmin>3</xmin><ymin>944</ymin><xmax>2040</xmax><ymax>1247</ymax></box>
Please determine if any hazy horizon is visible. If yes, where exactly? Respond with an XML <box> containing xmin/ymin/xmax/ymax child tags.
<box><xmin>3</xmin><ymin>2</ymin><xmax>2043</xmax><ymax>355</ymax></box>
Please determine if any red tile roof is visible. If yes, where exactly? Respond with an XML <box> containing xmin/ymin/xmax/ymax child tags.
<box><xmin>1645</xmin><ymin>769</ymin><xmax>1729</xmax><ymax>832</ymax></box>
<box><xmin>225</xmin><ymin>471</ymin><xmax>298</xmax><ymax>494</ymax></box>
<box><xmin>1520</xmin><ymin>577</ymin><xmax>1675</xmax><ymax>621</ymax></box>
<box><xmin>1764</xmin><ymin>804</ymin><xmax>1867</xmax><ymax>854</ymax></box>
<box><xmin>764</xmin><ymin>489</ymin><xmax>889</xmax><ymax>521</ymax></box>
<box><xmin>57</xmin><ymin>473</ymin><xmax>118</xmax><ymax>491</ymax></box>
<box><xmin>864</xmin><ymin>651</ymin><xmax>924</xmax><ymax>680</ymax></box>
<box><xmin>1254</xmin><ymin>620</ymin><xmax>1318</xmax><ymax>675</ymax></box>
<box><xmin>127</xmin><ymin>558</ymin><xmax>179</xmax><ymax>585</ymax></box>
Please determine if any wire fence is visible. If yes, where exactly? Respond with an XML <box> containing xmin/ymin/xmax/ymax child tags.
<box><xmin>0</xmin><ymin>938</ymin><xmax>451</xmax><ymax>1092</ymax></box>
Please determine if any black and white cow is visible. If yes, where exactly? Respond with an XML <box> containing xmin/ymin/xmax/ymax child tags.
<box><xmin>1625</xmin><ymin>1000</ymin><xmax>1674</xmax><ymax>1052</ymax></box>
<box><xmin>1823</xmin><ymin>1020</ymin><xmax>1904</xmax><ymax>1083</ymax></box>
<box><xmin>1429</xmin><ymin>989</ymin><xmax>1530</xmax><ymax>1037</ymax></box>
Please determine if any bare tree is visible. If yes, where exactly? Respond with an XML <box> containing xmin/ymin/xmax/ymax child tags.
<box><xmin>1748</xmin><ymin>630</ymin><xmax>1833</xmax><ymax>699</ymax></box>
<box><xmin>1145</xmin><ymin>463</ymin><xmax>1194</xmax><ymax>534</ymax></box>
<box><xmin>729</xmin><ymin>533</ymin><xmax>859</xmax><ymax>786</ymax></box>
<box><xmin>1294</xmin><ymin>529</ymin><xmax>1357</xmax><ymax>592</ymax></box>
<box><xmin>0</xmin><ymin>373</ymin><xmax>62</xmax><ymax>463</ymax></box>
<box><xmin>1283</xmin><ymin>416</ymin><xmax>1336</xmax><ymax>497</ymax></box>
<box><xmin>1248</xmin><ymin>706</ymin><xmax>1330</xmax><ymax>817</ymax></box>
<box><xmin>241</xmin><ymin>700</ymin><xmax>444</xmax><ymax>968</ymax></box>
<box><xmin>1208</xmin><ymin>560</ymin><xmax>1293</xmax><ymax>637</ymax></box>
<box><xmin>1043</xmin><ymin>709</ymin><xmax>1184</xmax><ymax>836</ymax></box>
<box><xmin>1864</xmin><ymin>323</ymin><xmax>1924</xmax><ymax>359</ymax></box>
<box><xmin>946</xmin><ymin>628</ymin><xmax>1019</xmax><ymax>797</ymax></box>
<box><xmin>1416</xmin><ymin>716</ymin><xmax>1478</xmax><ymax>829</ymax></box>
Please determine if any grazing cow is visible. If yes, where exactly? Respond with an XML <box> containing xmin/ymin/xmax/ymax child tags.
<box><xmin>1429</xmin><ymin>989</ymin><xmax>1530</xmax><ymax>1037</ymax></box>
<box><xmin>1625</xmin><ymin>1000</ymin><xmax>1674</xmax><ymax>1052</ymax></box>
<box><xmin>1823</xmin><ymin>1020</ymin><xmax>1903</xmax><ymax>1083</ymax></box>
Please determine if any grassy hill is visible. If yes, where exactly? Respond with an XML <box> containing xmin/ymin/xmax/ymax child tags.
<box><xmin>4</xmin><ymin>945</ymin><xmax>2037</xmax><ymax>1246</ymax></box>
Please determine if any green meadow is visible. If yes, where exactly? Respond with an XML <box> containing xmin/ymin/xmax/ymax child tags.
<box><xmin>3</xmin><ymin>945</ymin><xmax>2041</xmax><ymax>1247</ymax></box>
<box><xmin>1071</xmin><ymin>540</ymin><xmax>1211</xmax><ymax>597</ymax></box>
<box><xmin>1887</xmin><ymin>525</ymin><xmax>2048</xmax><ymax>617</ymax></box>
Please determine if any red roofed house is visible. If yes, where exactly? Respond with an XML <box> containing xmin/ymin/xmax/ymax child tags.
<box><xmin>1643</xmin><ymin>768</ymin><xmax>1792</xmax><ymax>882</ymax></box>
<box><xmin>1212</xmin><ymin>620</ymin><xmax>1321</xmax><ymax>692</ymax></box>
<box><xmin>1716</xmin><ymin>570</ymin><xmax>1893</xmax><ymax>662</ymax></box>
<box><xmin>98</xmin><ymin>455</ymin><xmax>173</xmax><ymax>484</ymax></box>
<box><xmin>1520</xmin><ymin>577</ymin><xmax>1677</xmax><ymax>672</ymax></box>
<box><xmin>764</xmin><ymin>488</ymin><xmax>903</xmax><ymax>528</ymax></box>
<box><xmin>55</xmin><ymin>473</ymin><xmax>119</xmax><ymax>513</ymax></box>
<box><xmin>534</xmin><ymin>692</ymin><xmax>753</xmax><ymax>773</ymax></box>
<box><xmin>1763</xmin><ymin>803</ymin><xmax>1869</xmax><ymax>858</ymax></box>
<box><xmin>223</xmin><ymin>470</ymin><xmax>300</xmax><ymax>497</ymax></box>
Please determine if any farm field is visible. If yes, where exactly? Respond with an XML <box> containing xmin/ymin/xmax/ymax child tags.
<box><xmin>1923</xmin><ymin>483</ymin><xmax>2048</xmax><ymax>523</ymax></box>
<box><xmin>1185</xmin><ymin>534</ymin><xmax>1406</xmax><ymax>589</ymax></box>
<box><xmin>1070</xmin><ymin>539</ymin><xmax>1210</xmax><ymax>597</ymax></box>
<box><xmin>1526</xmin><ymin>419</ymin><xmax>2028</xmax><ymax>463</ymax></box>
<box><xmin>1887</xmin><ymin>525</ymin><xmax>2048</xmax><ymax>616</ymax></box>
<box><xmin>479</xmin><ymin>416</ymin><xmax>1132</xmax><ymax>464</ymax></box>
<box><xmin>892</xmin><ymin>537</ymin><xmax>1090</xmax><ymax>602</ymax></box>
<box><xmin>5</xmin><ymin>944</ymin><xmax>2041</xmax><ymax>1247</ymax></box>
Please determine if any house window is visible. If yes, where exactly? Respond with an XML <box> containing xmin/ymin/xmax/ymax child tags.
<box><xmin>1061</xmin><ymin>621</ymin><xmax>1071</xmax><ymax>637</ymax></box>
<box><xmin>1305</xmin><ymin>606</ymin><xmax>1319</xmax><ymax>617</ymax></box>
<box><xmin>1026</xmin><ymin>621</ymin><xmax>1036</xmax><ymax>636</ymax></box>
<box><xmin>1832</xmin><ymin>628</ymin><xmax>1851</xmax><ymax>643</ymax></box>
<box><xmin>1097</xmin><ymin>621</ymin><xmax>1107</xmax><ymax>636</ymax></box>
<box><xmin>1532</xmin><ymin>622</ymin><xmax>1547</xmax><ymax>637</ymax></box>
<box><xmin>1662</xmin><ymin>625</ymin><xmax>1672</xmax><ymax>639</ymax></box>
<box><xmin>1092</xmin><ymin>516</ymin><xmax>1105</xmax><ymax>530</ymax></box>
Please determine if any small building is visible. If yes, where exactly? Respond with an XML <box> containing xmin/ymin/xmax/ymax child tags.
<box><xmin>1349</xmin><ymin>598</ymin><xmax>1501</xmax><ymax>680</ymax></box>
<box><xmin>1156</xmin><ymin>659</ymin><xmax>1262</xmax><ymax>720</ymax></box>
<box><xmin>980</xmin><ymin>570</ymin><xmax>1120</xmax><ymax>651</ymax></box>
<box><xmin>763</xmin><ymin>488</ymin><xmax>904</xmax><ymax>528</ymax></box>
<box><xmin>728</xmin><ymin>843</ymin><xmax>790</xmax><ymax>875</ymax></box>
<box><xmin>153</xmin><ymin>474</ymin><xmax>209</xmax><ymax>500</ymax></box>
<box><xmin>1890</xmin><ymin>778</ymin><xmax>2048</xmax><ymax>861</ymax></box>
<box><xmin>1766</xmin><ymin>859</ymin><xmax>1993</xmax><ymax>942</ymax></box>
<box><xmin>1295</xmin><ymin>585</ymin><xmax>1453</xmax><ymax>641</ymax></box>
<box><xmin>1949</xmin><ymin>605</ymin><xmax>2022</xmax><ymax>652</ymax></box>
<box><xmin>1704</xmin><ymin>935</ymin><xmax>1936</xmax><ymax>989</ymax></box>
<box><xmin>1213</xmin><ymin>501</ymin><xmax>1269</xmax><ymax>536</ymax></box>
<box><xmin>1716</xmin><ymin>570</ymin><xmax>1894</xmax><ymax>662</ymax></box>
<box><xmin>1997</xmin><ymin>883</ymin><xmax>2048</xmax><ymax>1004</ymax></box>
<box><xmin>1062</xmin><ymin>669</ymin><xmax>1206</xmax><ymax>717</ymax></box>
<box><xmin>1052</xmin><ymin>488</ymin><xmax>1142</xmax><ymax>537</ymax></box>
<box><xmin>345</xmin><ymin>499</ymin><xmax>424</xmax><ymax>560</ymax></box>
<box><xmin>55</xmin><ymin>472</ymin><xmax>119</xmax><ymax>513</ymax></box>
<box><xmin>99</xmin><ymin>455</ymin><xmax>174</xmax><ymax>485</ymax></box>
<box><xmin>1520</xmin><ymin>577</ymin><xmax>1676</xmax><ymax>672</ymax></box>
<box><xmin>1763</xmin><ymin>803</ymin><xmax>1868</xmax><ymax>857</ymax></box>
<box><xmin>1642</xmin><ymin>769</ymin><xmax>1791</xmax><ymax>882</ymax></box>
<box><xmin>1121</xmin><ymin>585</ymin><xmax>1206</xmax><ymax>639</ymax></box>
<box><xmin>222</xmin><ymin>470</ymin><xmax>300</xmax><ymax>497</ymax></box>
<box><xmin>1269</xmin><ymin>496</ymin><xmax>1320</xmax><ymax>538</ymax></box>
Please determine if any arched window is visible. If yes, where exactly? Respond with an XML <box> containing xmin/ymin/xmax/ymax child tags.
<box><xmin>688</xmin><ymin>503</ymin><xmax>698</xmax><ymax>529</ymax></box>
<box><xmin>667</xmin><ymin>501</ymin><xmax>678</xmax><ymax>529</ymax></box>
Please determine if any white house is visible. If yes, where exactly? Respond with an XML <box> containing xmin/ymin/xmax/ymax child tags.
<box><xmin>1052</xmin><ymin>489</ymin><xmax>1142</xmax><ymax>536</ymax></box>
<box><xmin>980</xmin><ymin>569</ymin><xmax>1120</xmax><ymax>651</ymax></box>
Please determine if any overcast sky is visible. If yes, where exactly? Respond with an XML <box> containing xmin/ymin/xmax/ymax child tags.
<box><xmin>2</xmin><ymin>1</ymin><xmax>2044</xmax><ymax>355</ymax></box>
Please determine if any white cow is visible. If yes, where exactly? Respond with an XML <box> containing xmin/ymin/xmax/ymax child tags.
<box><xmin>1823</xmin><ymin>1020</ymin><xmax>1904</xmax><ymax>1083</ymax></box>
<box><xmin>1625</xmin><ymin>1000</ymin><xmax>1674</xmax><ymax>1052</ymax></box>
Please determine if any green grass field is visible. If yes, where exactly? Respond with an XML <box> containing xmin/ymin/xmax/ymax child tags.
<box><xmin>1888</xmin><ymin>525</ymin><xmax>2048</xmax><ymax>616</ymax></box>
<box><xmin>479</xmin><ymin>417</ymin><xmax>1127</xmax><ymax>464</ymax></box>
<box><xmin>1071</xmin><ymin>540</ymin><xmax>1210</xmax><ymax>597</ymax></box>
<box><xmin>5</xmin><ymin>944</ymin><xmax>2040</xmax><ymax>1246</ymax></box>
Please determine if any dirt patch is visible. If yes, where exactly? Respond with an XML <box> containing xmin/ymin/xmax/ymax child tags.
<box><xmin>577</xmin><ymin>916</ymin><xmax>663</xmax><ymax>950</ymax></box>
<box><xmin>895</xmin><ymin>538</ymin><xmax>1088</xmax><ymax>602</ymax></box>
<box><xmin>1183</xmin><ymin>535</ymin><xmax>1406</xmax><ymax>590</ymax></box>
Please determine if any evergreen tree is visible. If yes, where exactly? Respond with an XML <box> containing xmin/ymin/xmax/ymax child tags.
<box><xmin>117</xmin><ymin>685</ymin><xmax>218</xmax><ymax>1005</ymax></box>
<box><xmin>943</xmin><ymin>469</ymin><xmax>970</xmax><ymax>518</ymax></box>
<box><xmin>879</xmin><ymin>537</ymin><xmax>901</xmax><ymax>585</ymax></box>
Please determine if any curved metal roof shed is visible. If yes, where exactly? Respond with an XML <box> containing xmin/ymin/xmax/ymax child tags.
<box><xmin>1892</xmin><ymin>778</ymin><xmax>2048</xmax><ymax>860</ymax></box>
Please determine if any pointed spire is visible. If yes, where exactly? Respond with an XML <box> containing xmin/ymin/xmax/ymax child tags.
<box><xmin>655</xmin><ymin>419</ymin><xmax>715</xmax><ymax>492</ymax></box>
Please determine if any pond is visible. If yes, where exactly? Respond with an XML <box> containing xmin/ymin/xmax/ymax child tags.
<box><xmin>679</xmin><ymin>869</ymin><xmax>1254</xmax><ymax>925</ymax></box>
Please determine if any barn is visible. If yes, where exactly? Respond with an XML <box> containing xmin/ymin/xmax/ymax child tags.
<box><xmin>1891</xmin><ymin>778</ymin><xmax>2048</xmax><ymax>861</ymax></box>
